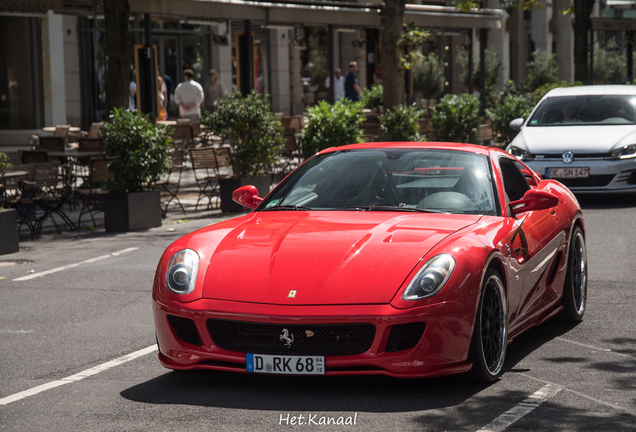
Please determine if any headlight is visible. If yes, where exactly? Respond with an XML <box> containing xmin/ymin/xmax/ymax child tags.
<box><xmin>402</xmin><ymin>254</ymin><xmax>455</xmax><ymax>301</ymax></box>
<box><xmin>611</xmin><ymin>144</ymin><xmax>636</xmax><ymax>159</ymax></box>
<box><xmin>165</xmin><ymin>249</ymin><xmax>200</xmax><ymax>295</ymax></box>
<box><xmin>508</xmin><ymin>146</ymin><xmax>534</xmax><ymax>161</ymax></box>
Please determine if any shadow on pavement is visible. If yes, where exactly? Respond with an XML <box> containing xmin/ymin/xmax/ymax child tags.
<box><xmin>120</xmin><ymin>370</ymin><xmax>490</xmax><ymax>413</ymax></box>
<box><xmin>575</xmin><ymin>192</ymin><xmax>636</xmax><ymax>209</ymax></box>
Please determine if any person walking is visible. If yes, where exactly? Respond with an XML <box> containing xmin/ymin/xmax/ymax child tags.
<box><xmin>203</xmin><ymin>69</ymin><xmax>224</xmax><ymax>112</ymax></box>
<box><xmin>174</xmin><ymin>69</ymin><xmax>204</xmax><ymax>123</ymax></box>
<box><xmin>324</xmin><ymin>68</ymin><xmax>345</xmax><ymax>102</ymax></box>
<box><xmin>344</xmin><ymin>61</ymin><xmax>363</xmax><ymax>102</ymax></box>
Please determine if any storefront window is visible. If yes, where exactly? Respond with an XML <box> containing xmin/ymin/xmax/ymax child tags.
<box><xmin>301</xmin><ymin>27</ymin><xmax>328</xmax><ymax>106</ymax></box>
<box><xmin>0</xmin><ymin>17</ymin><xmax>42</xmax><ymax>129</ymax></box>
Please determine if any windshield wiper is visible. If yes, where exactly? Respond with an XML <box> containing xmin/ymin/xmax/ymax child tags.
<box><xmin>260</xmin><ymin>205</ymin><xmax>313</xmax><ymax>211</ymax></box>
<box><xmin>340</xmin><ymin>205</ymin><xmax>443</xmax><ymax>213</ymax></box>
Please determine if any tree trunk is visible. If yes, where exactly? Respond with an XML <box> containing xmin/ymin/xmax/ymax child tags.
<box><xmin>381</xmin><ymin>0</ymin><xmax>406</xmax><ymax>109</ymax></box>
<box><xmin>573</xmin><ymin>0</ymin><xmax>595</xmax><ymax>83</ymax></box>
<box><xmin>104</xmin><ymin>0</ymin><xmax>132</xmax><ymax>114</ymax></box>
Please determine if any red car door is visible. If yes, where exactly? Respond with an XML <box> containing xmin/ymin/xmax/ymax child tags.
<box><xmin>498</xmin><ymin>158</ymin><xmax>566</xmax><ymax>331</ymax></box>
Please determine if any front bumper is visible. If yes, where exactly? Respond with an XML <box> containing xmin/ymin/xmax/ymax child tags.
<box><xmin>153</xmin><ymin>294</ymin><xmax>479</xmax><ymax>378</ymax></box>
<box><xmin>526</xmin><ymin>159</ymin><xmax>636</xmax><ymax>193</ymax></box>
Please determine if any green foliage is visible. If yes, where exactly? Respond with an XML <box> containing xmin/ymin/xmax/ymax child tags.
<box><xmin>524</xmin><ymin>50</ymin><xmax>559</xmax><ymax>92</ymax></box>
<box><xmin>0</xmin><ymin>152</ymin><xmax>13</xmax><ymax>175</ymax></box>
<box><xmin>301</xmin><ymin>99</ymin><xmax>365</xmax><ymax>153</ymax></box>
<box><xmin>302</xmin><ymin>49</ymin><xmax>328</xmax><ymax>91</ymax></box>
<box><xmin>380</xmin><ymin>104</ymin><xmax>425</xmax><ymax>142</ymax></box>
<box><xmin>533</xmin><ymin>80</ymin><xmax>584</xmax><ymax>101</ymax></box>
<box><xmin>398</xmin><ymin>23</ymin><xmax>430</xmax><ymax>70</ymax></box>
<box><xmin>487</xmin><ymin>94</ymin><xmax>534</xmax><ymax>145</ymax></box>
<box><xmin>202</xmin><ymin>91</ymin><xmax>285</xmax><ymax>178</ymax></box>
<box><xmin>457</xmin><ymin>47</ymin><xmax>501</xmax><ymax>94</ymax></box>
<box><xmin>362</xmin><ymin>84</ymin><xmax>384</xmax><ymax>109</ymax></box>
<box><xmin>413</xmin><ymin>53</ymin><xmax>446</xmax><ymax>99</ymax></box>
<box><xmin>430</xmin><ymin>93</ymin><xmax>481</xmax><ymax>143</ymax></box>
<box><xmin>103</xmin><ymin>108</ymin><xmax>171</xmax><ymax>194</ymax></box>
<box><xmin>593</xmin><ymin>38</ymin><xmax>626</xmax><ymax>85</ymax></box>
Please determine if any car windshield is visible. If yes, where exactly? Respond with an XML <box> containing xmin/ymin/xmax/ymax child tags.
<box><xmin>260</xmin><ymin>149</ymin><xmax>498</xmax><ymax>215</ymax></box>
<box><xmin>527</xmin><ymin>95</ymin><xmax>636</xmax><ymax>126</ymax></box>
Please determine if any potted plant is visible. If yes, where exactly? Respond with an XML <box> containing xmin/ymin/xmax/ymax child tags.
<box><xmin>201</xmin><ymin>91</ymin><xmax>284</xmax><ymax>213</ymax></box>
<box><xmin>0</xmin><ymin>152</ymin><xmax>18</xmax><ymax>254</ymax></box>
<box><xmin>301</xmin><ymin>99</ymin><xmax>365</xmax><ymax>156</ymax></box>
<box><xmin>102</xmin><ymin>108</ymin><xmax>171</xmax><ymax>231</ymax></box>
<box><xmin>380</xmin><ymin>105</ymin><xmax>425</xmax><ymax>142</ymax></box>
<box><xmin>430</xmin><ymin>94</ymin><xmax>481</xmax><ymax>144</ymax></box>
<box><xmin>413</xmin><ymin>52</ymin><xmax>445</xmax><ymax>111</ymax></box>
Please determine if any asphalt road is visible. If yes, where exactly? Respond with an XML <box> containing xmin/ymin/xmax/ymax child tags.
<box><xmin>1</xmin><ymin>195</ymin><xmax>636</xmax><ymax>432</ymax></box>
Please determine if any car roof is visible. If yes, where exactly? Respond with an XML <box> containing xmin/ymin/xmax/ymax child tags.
<box><xmin>545</xmin><ymin>85</ymin><xmax>636</xmax><ymax>98</ymax></box>
<box><xmin>319</xmin><ymin>141</ymin><xmax>495</xmax><ymax>156</ymax></box>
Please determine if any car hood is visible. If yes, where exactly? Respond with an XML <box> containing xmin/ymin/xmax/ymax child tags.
<box><xmin>202</xmin><ymin>212</ymin><xmax>481</xmax><ymax>305</ymax></box>
<box><xmin>520</xmin><ymin>125</ymin><xmax>636</xmax><ymax>153</ymax></box>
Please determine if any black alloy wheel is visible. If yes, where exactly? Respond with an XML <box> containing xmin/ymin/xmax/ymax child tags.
<box><xmin>561</xmin><ymin>226</ymin><xmax>587</xmax><ymax>322</ymax></box>
<box><xmin>466</xmin><ymin>268</ymin><xmax>508</xmax><ymax>383</ymax></box>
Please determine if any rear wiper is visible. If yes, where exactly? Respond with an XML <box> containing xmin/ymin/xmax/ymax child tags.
<box><xmin>340</xmin><ymin>205</ymin><xmax>443</xmax><ymax>213</ymax></box>
<box><xmin>261</xmin><ymin>205</ymin><xmax>312</xmax><ymax>211</ymax></box>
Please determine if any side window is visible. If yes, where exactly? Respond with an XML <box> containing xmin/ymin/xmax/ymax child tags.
<box><xmin>499</xmin><ymin>158</ymin><xmax>530</xmax><ymax>203</ymax></box>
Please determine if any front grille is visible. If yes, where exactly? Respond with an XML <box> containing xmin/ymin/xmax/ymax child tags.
<box><xmin>557</xmin><ymin>175</ymin><xmax>615</xmax><ymax>188</ymax></box>
<box><xmin>207</xmin><ymin>319</ymin><xmax>376</xmax><ymax>356</ymax></box>
<box><xmin>385</xmin><ymin>322</ymin><xmax>426</xmax><ymax>353</ymax></box>
<box><xmin>534</xmin><ymin>152</ymin><xmax>611</xmax><ymax>161</ymax></box>
<box><xmin>168</xmin><ymin>315</ymin><xmax>203</xmax><ymax>346</ymax></box>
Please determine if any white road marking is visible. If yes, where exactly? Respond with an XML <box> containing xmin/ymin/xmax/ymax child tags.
<box><xmin>476</xmin><ymin>384</ymin><xmax>562</xmax><ymax>432</ymax></box>
<box><xmin>12</xmin><ymin>247</ymin><xmax>139</xmax><ymax>282</ymax></box>
<box><xmin>0</xmin><ymin>330</ymin><xmax>33</xmax><ymax>334</ymax></box>
<box><xmin>556</xmin><ymin>337</ymin><xmax>636</xmax><ymax>360</ymax></box>
<box><xmin>518</xmin><ymin>373</ymin><xmax>636</xmax><ymax>416</ymax></box>
<box><xmin>0</xmin><ymin>344</ymin><xmax>157</xmax><ymax>406</ymax></box>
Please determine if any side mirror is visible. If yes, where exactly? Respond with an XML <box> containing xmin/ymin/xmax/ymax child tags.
<box><xmin>232</xmin><ymin>185</ymin><xmax>263</xmax><ymax>209</ymax></box>
<box><xmin>520</xmin><ymin>168</ymin><xmax>538</xmax><ymax>186</ymax></box>
<box><xmin>509</xmin><ymin>189</ymin><xmax>558</xmax><ymax>216</ymax></box>
<box><xmin>509</xmin><ymin>118</ymin><xmax>524</xmax><ymax>131</ymax></box>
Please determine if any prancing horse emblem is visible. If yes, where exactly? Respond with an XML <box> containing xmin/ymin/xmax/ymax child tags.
<box><xmin>280</xmin><ymin>328</ymin><xmax>294</xmax><ymax>348</ymax></box>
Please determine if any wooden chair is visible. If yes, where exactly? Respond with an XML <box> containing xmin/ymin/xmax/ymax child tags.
<box><xmin>53</xmin><ymin>125</ymin><xmax>71</xmax><ymax>137</ymax></box>
<box><xmin>4</xmin><ymin>164</ymin><xmax>37</xmax><ymax>238</ymax></box>
<box><xmin>31</xmin><ymin>161</ymin><xmax>76</xmax><ymax>234</ymax></box>
<box><xmin>189</xmin><ymin>147</ymin><xmax>232</xmax><ymax>210</ymax></box>
<box><xmin>38</xmin><ymin>136</ymin><xmax>67</xmax><ymax>151</ymax></box>
<box><xmin>171</xmin><ymin>124</ymin><xmax>194</xmax><ymax>148</ymax></box>
<box><xmin>156</xmin><ymin>148</ymin><xmax>186</xmax><ymax>217</ymax></box>
<box><xmin>21</xmin><ymin>150</ymin><xmax>49</xmax><ymax>164</ymax></box>
<box><xmin>76</xmin><ymin>158</ymin><xmax>112</xmax><ymax>227</ymax></box>
<box><xmin>86</xmin><ymin>122</ymin><xmax>103</xmax><ymax>139</ymax></box>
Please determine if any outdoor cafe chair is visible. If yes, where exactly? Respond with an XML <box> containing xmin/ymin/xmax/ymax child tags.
<box><xmin>4</xmin><ymin>164</ymin><xmax>37</xmax><ymax>239</ymax></box>
<box><xmin>76</xmin><ymin>158</ymin><xmax>112</xmax><ymax>228</ymax></box>
<box><xmin>29</xmin><ymin>161</ymin><xmax>76</xmax><ymax>235</ymax></box>
<box><xmin>155</xmin><ymin>148</ymin><xmax>186</xmax><ymax>217</ymax></box>
<box><xmin>21</xmin><ymin>150</ymin><xmax>49</xmax><ymax>164</ymax></box>
<box><xmin>189</xmin><ymin>147</ymin><xmax>231</xmax><ymax>211</ymax></box>
<box><xmin>37</xmin><ymin>136</ymin><xmax>67</xmax><ymax>152</ymax></box>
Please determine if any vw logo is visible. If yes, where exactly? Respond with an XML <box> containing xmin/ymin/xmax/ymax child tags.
<box><xmin>562</xmin><ymin>151</ymin><xmax>574</xmax><ymax>164</ymax></box>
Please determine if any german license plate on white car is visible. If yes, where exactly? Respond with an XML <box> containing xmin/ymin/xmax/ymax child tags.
<box><xmin>547</xmin><ymin>167</ymin><xmax>589</xmax><ymax>179</ymax></box>
<box><xmin>246</xmin><ymin>354</ymin><xmax>325</xmax><ymax>375</ymax></box>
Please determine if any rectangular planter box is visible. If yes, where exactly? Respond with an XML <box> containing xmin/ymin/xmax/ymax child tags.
<box><xmin>0</xmin><ymin>209</ymin><xmax>19</xmax><ymax>255</ymax></box>
<box><xmin>219</xmin><ymin>176</ymin><xmax>270</xmax><ymax>214</ymax></box>
<box><xmin>103</xmin><ymin>190</ymin><xmax>162</xmax><ymax>232</ymax></box>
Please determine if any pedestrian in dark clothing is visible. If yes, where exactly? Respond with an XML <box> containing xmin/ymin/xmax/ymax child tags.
<box><xmin>344</xmin><ymin>61</ymin><xmax>363</xmax><ymax>101</ymax></box>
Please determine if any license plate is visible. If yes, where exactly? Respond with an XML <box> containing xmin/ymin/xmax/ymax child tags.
<box><xmin>246</xmin><ymin>354</ymin><xmax>325</xmax><ymax>375</ymax></box>
<box><xmin>546</xmin><ymin>167</ymin><xmax>589</xmax><ymax>179</ymax></box>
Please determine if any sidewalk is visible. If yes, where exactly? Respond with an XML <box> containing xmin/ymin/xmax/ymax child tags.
<box><xmin>17</xmin><ymin>166</ymin><xmax>257</xmax><ymax>241</ymax></box>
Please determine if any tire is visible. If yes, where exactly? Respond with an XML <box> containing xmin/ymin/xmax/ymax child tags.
<box><xmin>560</xmin><ymin>226</ymin><xmax>587</xmax><ymax>322</ymax></box>
<box><xmin>466</xmin><ymin>268</ymin><xmax>508</xmax><ymax>383</ymax></box>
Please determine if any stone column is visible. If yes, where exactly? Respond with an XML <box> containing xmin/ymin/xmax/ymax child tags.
<box><xmin>531</xmin><ymin>0</ymin><xmax>553</xmax><ymax>53</ymax></box>
<box><xmin>487</xmin><ymin>1</ymin><xmax>510</xmax><ymax>90</ymax></box>
<box><xmin>270</xmin><ymin>29</ymin><xmax>291</xmax><ymax>115</ymax></box>
<box><xmin>63</xmin><ymin>15</ymin><xmax>81</xmax><ymax>127</ymax></box>
<box><xmin>555</xmin><ymin>0</ymin><xmax>574</xmax><ymax>81</ymax></box>
<box><xmin>210</xmin><ymin>22</ymin><xmax>233</xmax><ymax>95</ymax></box>
<box><xmin>42</xmin><ymin>11</ymin><xmax>67</xmax><ymax>126</ymax></box>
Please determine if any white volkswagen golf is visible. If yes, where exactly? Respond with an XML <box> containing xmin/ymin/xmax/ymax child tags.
<box><xmin>507</xmin><ymin>85</ymin><xmax>636</xmax><ymax>193</ymax></box>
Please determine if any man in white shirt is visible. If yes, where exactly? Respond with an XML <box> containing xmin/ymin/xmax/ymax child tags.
<box><xmin>324</xmin><ymin>68</ymin><xmax>345</xmax><ymax>102</ymax></box>
<box><xmin>174</xmin><ymin>69</ymin><xmax>204</xmax><ymax>124</ymax></box>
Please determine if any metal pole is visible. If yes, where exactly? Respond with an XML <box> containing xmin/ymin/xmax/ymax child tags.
<box><xmin>468</xmin><ymin>29</ymin><xmax>473</xmax><ymax>95</ymax></box>
<box><xmin>479</xmin><ymin>28</ymin><xmax>487</xmax><ymax>116</ymax></box>
<box><xmin>328</xmin><ymin>24</ymin><xmax>335</xmax><ymax>104</ymax></box>
<box><xmin>628</xmin><ymin>31</ymin><xmax>634</xmax><ymax>83</ymax></box>
<box><xmin>589</xmin><ymin>27</ymin><xmax>594</xmax><ymax>85</ymax></box>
